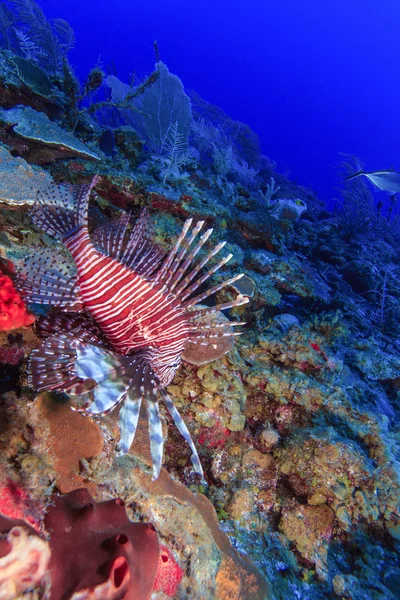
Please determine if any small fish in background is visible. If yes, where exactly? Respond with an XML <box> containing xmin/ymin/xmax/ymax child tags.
<box><xmin>344</xmin><ymin>169</ymin><xmax>400</xmax><ymax>193</ymax></box>
<box><xmin>16</xmin><ymin>177</ymin><xmax>249</xmax><ymax>479</ymax></box>
<box><xmin>99</xmin><ymin>129</ymin><xmax>116</xmax><ymax>157</ymax></box>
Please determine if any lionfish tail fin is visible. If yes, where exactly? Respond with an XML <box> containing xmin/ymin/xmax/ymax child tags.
<box><xmin>31</xmin><ymin>176</ymin><xmax>99</xmax><ymax>240</ymax></box>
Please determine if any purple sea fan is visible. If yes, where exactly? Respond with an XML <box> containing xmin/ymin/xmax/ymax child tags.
<box><xmin>16</xmin><ymin>176</ymin><xmax>249</xmax><ymax>479</ymax></box>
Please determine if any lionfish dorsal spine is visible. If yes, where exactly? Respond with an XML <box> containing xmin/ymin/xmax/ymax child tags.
<box><xmin>168</xmin><ymin>228</ymin><xmax>213</xmax><ymax>292</ymax></box>
<box><xmin>160</xmin><ymin>220</ymin><xmax>206</xmax><ymax>288</ymax></box>
<box><xmin>171</xmin><ymin>239</ymin><xmax>226</xmax><ymax>300</ymax></box>
<box><xmin>156</xmin><ymin>218</ymin><xmax>193</xmax><ymax>283</ymax></box>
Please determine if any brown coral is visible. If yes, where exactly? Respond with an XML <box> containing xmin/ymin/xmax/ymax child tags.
<box><xmin>33</xmin><ymin>393</ymin><xmax>103</xmax><ymax>493</ymax></box>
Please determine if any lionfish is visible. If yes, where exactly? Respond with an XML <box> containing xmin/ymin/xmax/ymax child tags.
<box><xmin>17</xmin><ymin>177</ymin><xmax>248</xmax><ymax>479</ymax></box>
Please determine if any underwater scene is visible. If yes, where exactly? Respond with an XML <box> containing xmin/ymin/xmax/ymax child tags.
<box><xmin>0</xmin><ymin>0</ymin><xmax>399</xmax><ymax>598</ymax></box>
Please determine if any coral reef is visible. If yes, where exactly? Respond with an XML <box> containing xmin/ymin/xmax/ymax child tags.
<box><xmin>0</xmin><ymin>106</ymin><xmax>100</xmax><ymax>162</ymax></box>
<box><xmin>0</xmin><ymin>144</ymin><xmax>54</xmax><ymax>205</ymax></box>
<box><xmin>0</xmin><ymin>3</ymin><xmax>399</xmax><ymax>598</ymax></box>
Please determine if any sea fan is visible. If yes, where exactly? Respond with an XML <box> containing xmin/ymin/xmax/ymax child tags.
<box><xmin>50</xmin><ymin>18</ymin><xmax>75</xmax><ymax>54</ymax></box>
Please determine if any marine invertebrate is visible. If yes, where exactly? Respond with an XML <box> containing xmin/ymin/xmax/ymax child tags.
<box><xmin>0</xmin><ymin>144</ymin><xmax>54</xmax><ymax>205</ymax></box>
<box><xmin>17</xmin><ymin>177</ymin><xmax>248</xmax><ymax>478</ymax></box>
<box><xmin>107</xmin><ymin>61</ymin><xmax>192</xmax><ymax>154</ymax></box>
<box><xmin>45</xmin><ymin>488</ymin><xmax>159</xmax><ymax>600</ymax></box>
<box><xmin>269</xmin><ymin>197</ymin><xmax>307</xmax><ymax>221</ymax></box>
<box><xmin>0</xmin><ymin>0</ymin><xmax>75</xmax><ymax>72</ymax></box>
<box><xmin>0</xmin><ymin>522</ymin><xmax>51</xmax><ymax>599</ymax></box>
<box><xmin>0</xmin><ymin>487</ymin><xmax>159</xmax><ymax>600</ymax></box>
<box><xmin>0</xmin><ymin>272</ymin><xmax>35</xmax><ymax>331</ymax></box>
<box><xmin>0</xmin><ymin>477</ymin><xmax>39</xmax><ymax>530</ymax></box>
<box><xmin>0</xmin><ymin>106</ymin><xmax>100</xmax><ymax>161</ymax></box>
<box><xmin>153</xmin><ymin>544</ymin><xmax>183</xmax><ymax>597</ymax></box>
<box><xmin>13</xmin><ymin>55</ymin><xmax>53</xmax><ymax>98</ymax></box>
<box><xmin>34</xmin><ymin>392</ymin><xmax>103</xmax><ymax>493</ymax></box>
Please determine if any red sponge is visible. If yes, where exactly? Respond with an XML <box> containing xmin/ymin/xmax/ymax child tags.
<box><xmin>0</xmin><ymin>274</ymin><xmax>35</xmax><ymax>331</ymax></box>
<box><xmin>153</xmin><ymin>544</ymin><xmax>184</xmax><ymax>598</ymax></box>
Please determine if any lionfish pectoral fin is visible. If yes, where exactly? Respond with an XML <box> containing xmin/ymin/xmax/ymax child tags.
<box><xmin>117</xmin><ymin>392</ymin><xmax>142</xmax><ymax>455</ymax></box>
<box><xmin>15</xmin><ymin>247</ymin><xmax>84</xmax><ymax>311</ymax></box>
<box><xmin>160</xmin><ymin>389</ymin><xmax>204</xmax><ymax>478</ymax></box>
<box><xmin>75</xmin><ymin>343</ymin><xmax>129</xmax><ymax>414</ymax></box>
<box><xmin>31</xmin><ymin>176</ymin><xmax>98</xmax><ymax>240</ymax></box>
<box><xmin>84</xmin><ymin>379</ymin><xmax>128</xmax><ymax>415</ymax></box>
<box><xmin>75</xmin><ymin>344</ymin><xmax>120</xmax><ymax>381</ymax></box>
<box><xmin>146</xmin><ymin>397</ymin><xmax>164</xmax><ymax>480</ymax></box>
<box><xmin>120</xmin><ymin>209</ymin><xmax>165</xmax><ymax>276</ymax></box>
<box><xmin>28</xmin><ymin>331</ymin><xmax>98</xmax><ymax>393</ymax></box>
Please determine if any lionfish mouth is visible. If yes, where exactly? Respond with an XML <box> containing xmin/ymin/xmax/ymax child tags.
<box><xmin>17</xmin><ymin>177</ymin><xmax>250</xmax><ymax>479</ymax></box>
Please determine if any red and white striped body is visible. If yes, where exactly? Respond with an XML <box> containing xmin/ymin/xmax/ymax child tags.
<box><xmin>64</xmin><ymin>226</ymin><xmax>190</xmax><ymax>386</ymax></box>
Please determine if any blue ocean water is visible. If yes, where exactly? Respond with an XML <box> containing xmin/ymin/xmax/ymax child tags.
<box><xmin>38</xmin><ymin>0</ymin><xmax>400</xmax><ymax>203</ymax></box>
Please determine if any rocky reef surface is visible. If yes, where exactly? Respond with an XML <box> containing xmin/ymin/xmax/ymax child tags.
<box><xmin>0</xmin><ymin>12</ymin><xmax>399</xmax><ymax>599</ymax></box>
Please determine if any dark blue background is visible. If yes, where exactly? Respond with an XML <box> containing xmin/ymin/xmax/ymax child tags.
<box><xmin>40</xmin><ymin>0</ymin><xmax>400</xmax><ymax>202</ymax></box>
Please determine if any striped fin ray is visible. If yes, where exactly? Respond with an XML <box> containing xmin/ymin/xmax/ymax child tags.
<box><xmin>115</xmin><ymin>358</ymin><xmax>158</xmax><ymax>461</ymax></box>
<box><xmin>74</xmin><ymin>344</ymin><xmax>132</xmax><ymax>414</ymax></box>
<box><xmin>183</xmin><ymin>273</ymin><xmax>245</xmax><ymax>308</ymax></box>
<box><xmin>187</xmin><ymin>318</ymin><xmax>246</xmax><ymax>333</ymax></box>
<box><xmin>31</xmin><ymin>176</ymin><xmax>98</xmax><ymax>240</ymax></box>
<box><xmin>191</xmin><ymin>296</ymin><xmax>250</xmax><ymax>315</ymax></box>
<box><xmin>172</xmin><ymin>239</ymin><xmax>227</xmax><ymax>299</ymax></box>
<box><xmin>28</xmin><ymin>329</ymin><xmax>101</xmax><ymax>394</ymax></box>
<box><xmin>195</xmin><ymin>330</ymin><xmax>242</xmax><ymax>342</ymax></box>
<box><xmin>154</xmin><ymin>219</ymin><xmax>249</xmax><ymax>312</ymax></box>
<box><xmin>156</xmin><ymin>218</ymin><xmax>193</xmax><ymax>283</ymax></box>
<box><xmin>121</xmin><ymin>209</ymin><xmax>165</xmax><ymax>273</ymax></box>
<box><xmin>36</xmin><ymin>313</ymin><xmax>103</xmax><ymax>341</ymax></box>
<box><xmin>168</xmin><ymin>226</ymin><xmax>213</xmax><ymax>292</ymax></box>
<box><xmin>143</xmin><ymin>366</ymin><xmax>165</xmax><ymax>480</ymax></box>
<box><xmin>146</xmin><ymin>399</ymin><xmax>164</xmax><ymax>480</ymax></box>
<box><xmin>159</xmin><ymin>220</ymin><xmax>205</xmax><ymax>288</ymax></box>
<box><xmin>93</xmin><ymin>212</ymin><xmax>130</xmax><ymax>259</ymax></box>
<box><xmin>15</xmin><ymin>247</ymin><xmax>83</xmax><ymax>311</ymax></box>
<box><xmin>118</xmin><ymin>391</ymin><xmax>142</xmax><ymax>455</ymax></box>
<box><xmin>93</xmin><ymin>209</ymin><xmax>165</xmax><ymax>276</ymax></box>
<box><xmin>160</xmin><ymin>388</ymin><xmax>203</xmax><ymax>477</ymax></box>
